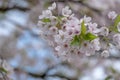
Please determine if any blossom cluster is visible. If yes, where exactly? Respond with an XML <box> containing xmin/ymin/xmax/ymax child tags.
<box><xmin>38</xmin><ymin>2</ymin><xmax>120</xmax><ymax>59</ymax></box>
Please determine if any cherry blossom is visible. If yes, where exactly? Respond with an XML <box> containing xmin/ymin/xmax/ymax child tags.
<box><xmin>101</xmin><ymin>50</ymin><xmax>109</xmax><ymax>57</ymax></box>
<box><xmin>99</xmin><ymin>27</ymin><xmax>109</xmax><ymax>36</ymax></box>
<box><xmin>83</xmin><ymin>15</ymin><xmax>92</xmax><ymax>23</ymax></box>
<box><xmin>38</xmin><ymin>2</ymin><xmax>120</xmax><ymax>60</ymax></box>
<box><xmin>48</xmin><ymin>2</ymin><xmax>56</xmax><ymax>10</ymax></box>
<box><xmin>39</xmin><ymin>10</ymin><xmax>52</xmax><ymax>19</ymax></box>
<box><xmin>91</xmin><ymin>38</ymin><xmax>101</xmax><ymax>51</ymax></box>
<box><xmin>108</xmin><ymin>11</ymin><xmax>117</xmax><ymax>20</ymax></box>
<box><xmin>88</xmin><ymin>22</ymin><xmax>100</xmax><ymax>34</ymax></box>
<box><xmin>113</xmin><ymin>34</ymin><xmax>120</xmax><ymax>48</ymax></box>
<box><xmin>62</xmin><ymin>6</ymin><xmax>72</xmax><ymax>17</ymax></box>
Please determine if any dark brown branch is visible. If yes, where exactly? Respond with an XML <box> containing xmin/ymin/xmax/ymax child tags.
<box><xmin>88</xmin><ymin>55</ymin><xmax>120</xmax><ymax>60</ymax></box>
<box><xmin>0</xmin><ymin>6</ymin><xmax>30</xmax><ymax>12</ymax></box>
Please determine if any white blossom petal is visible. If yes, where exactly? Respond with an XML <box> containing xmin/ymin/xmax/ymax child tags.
<box><xmin>108</xmin><ymin>11</ymin><xmax>117</xmax><ymax>20</ymax></box>
<box><xmin>101</xmin><ymin>50</ymin><xmax>109</xmax><ymax>57</ymax></box>
<box><xmin>48</xmin><ymin>2</ymin><xmax>56</xmax><ymax>10</ymax></box>
<box><xmin>62</xmin><ymin>6</ymin><xmax>72</xmax><ymax>17</ymax></box>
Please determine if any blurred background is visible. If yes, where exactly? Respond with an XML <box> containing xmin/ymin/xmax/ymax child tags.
<box><xmin>0</xmin><ymin>0</ymin><xmax>120</xmax><ymax>80</ymax></box>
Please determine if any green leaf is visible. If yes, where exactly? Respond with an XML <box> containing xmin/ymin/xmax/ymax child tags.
<box><xmin>0</xmin><ymin>67</ymin><xmax>8</xmax><ymax>73</ymax></box>
<box><xmin>109</xmin><ymin>25</ymin><xmax>118</xmax><ymax>33</ymax></box>
<box><xmin>109</xmin><ymin>66</ymin><xmax>116</xmax><ymax>73</ymax></box>
<box><xmin>70</xmin><ymin>35</ymin><xmax>82</xmax><ymax>46</ymax></box>
<box><xmin>70</xmin><ymin>21</ymin><xmax>86</xmax><ymax>46</ymax></box>
<box><xmin>105</xmin><ymin>75</ymin><xmax>112</xmax><ymax>80</ymax></box>
<box><xmin>56</xmin><ymin>22</ymin><xmax>61</xmax><ymax>29</ymax></box>
<box><xmin>70</xmin><ymin>35</ymin><xmax>79</xmax><ymax>46</ymax></box>
<box><xmin>112</xmin><ymin>15</ymin><xmax>120</xmax><ymax>33</ymax></box>
<box><xmin>114</xmin><ymin>15</ymin><xmax>120</xmax><ymax>27</ymax></box>
<box><xmin>84</xmin><ymin>32</ymin><xmax>98</xmax><ymax>41</ymax></box>
<box><xmin>42</xmin><ymin>18</ymin><xmax>51</xmax><ymax>23</ymax></box>
<box><xmin>57</xmin><ymin>16</ymin><xmax>64</xmax><ymax>22</ymax></box>
<box><xmin>81</xmin><ymin>21</ymin><xmax>86</xmax><ymax>35</ymax></box>
<box><xmin>70</xmin><ymin>21</ymin><xmax>97</xmax><ymax>46</ymax></box>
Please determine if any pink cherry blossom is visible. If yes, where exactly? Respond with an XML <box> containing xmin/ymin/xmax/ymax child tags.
<box><xmin>38</xmin><ymin>2</ymin><xmax>120</xmax><ymax>59</ymax></box>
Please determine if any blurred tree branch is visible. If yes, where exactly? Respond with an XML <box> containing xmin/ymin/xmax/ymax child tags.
<box><xmin>50</xmin><ymin>0</ymin><xmax>101</xmax><ymax>15</ymax></box>
<box><xmin>0</xmin><ymin>6</ymin><xmax>30</xmax><ymax>12</ymax></box>
<box><xmin>88</xmin><ymin>55</ymin><xmax>120</xmax><ymax>60</ymax></box>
